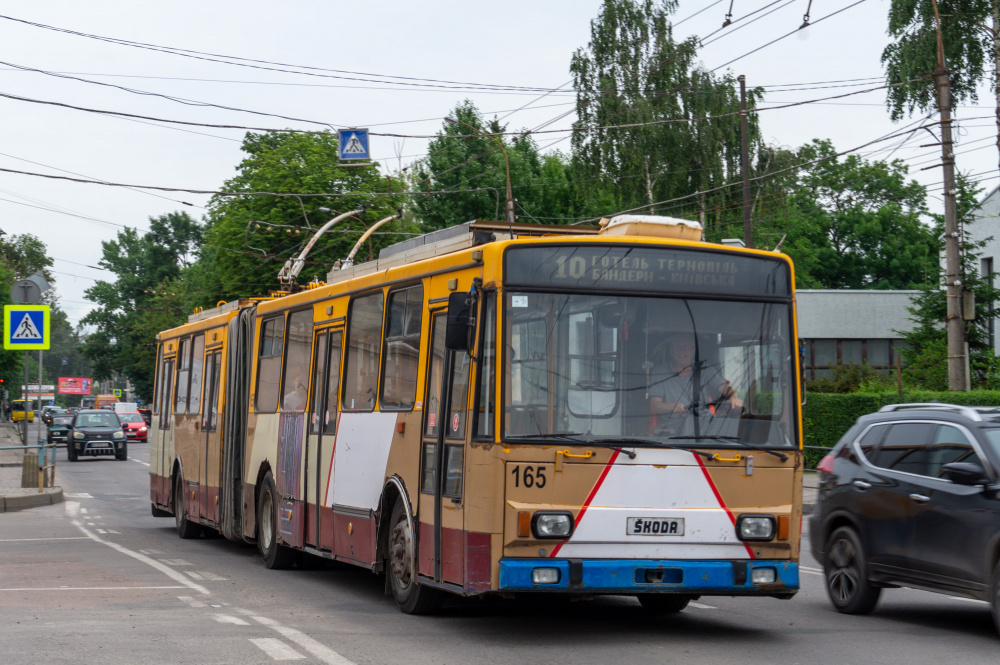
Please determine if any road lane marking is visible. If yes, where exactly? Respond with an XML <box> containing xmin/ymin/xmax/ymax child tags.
<box><xmin>213</xmin><ymin>614</ymin><xmax>250</xmax><ymax>625</ymax></box>
<box><xmin>0</xmin><ymin>537</ymin><xmax>90</xmax><ymax>542</ymax></box>
<box><xmin>689</xmin><ymin>601</ymin><xmax>717</xmax><ymax>609</ymax></box>
<box><xmin>187</xmin><ymin>572</ymin><xmax>205</xmax><ymax>580</ymax></box>
<box><xmin>65</xmin><ymin>493</ymin><xmax>92</xmax><ymax>498</ymax></box>
<box><xmin>72</xmin><ymin>521</ymin><xmax>209</xmax><ymax>595</ymax></box>
<box><xmin>179</xmin><ymin>596</ymin><xmax>208</xmax><ymax>608</ymax></box>
<box><xmin>250</xmin><ymin>638</ymin><xmax>305</xmax><ymax>661</ymax></box>
<box><xmin>0</xmin><ymin>586</ymin><xmax>186</xmax><ymax>592</ymax></box>
<box><xmin>801</xmin><ymin>566</ymin><xmax>823</xmax><ymax>575</ymax></box>
<box><xmin>239</xmin><ymin>610</ymin><xmax>357</xmax><ymax>665</ymax></box>
<box><xmin>80</xmin><ymin>507</ymin><xmax>88</xmax><ymax>514</ymax></box>
<box><xmin>159</xmin><ymin>559</ymin><xmax>194</xmax><ymax>566</ymax></box>
<box><xmin>96</xmin><ymin>529</ymin><xmax>107</xmax><ymax>534</ymax></box>
<box><xmin>131</xmin><ymin>458</ymin><xmax>150</xmax><ymax>467</ymax></box>
<box><xmin>197</xmin><ymin>571</ymin><xmax>228</xmax><ymax>581</ymax></box>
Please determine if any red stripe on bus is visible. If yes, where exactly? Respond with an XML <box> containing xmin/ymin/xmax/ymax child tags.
<box><xmin>694</xmin><ymin>453</ymin><xmax>755</xmax><ymax>559</ymax></box>
<box><xmin>550</xmin><ymin>450</ymin><xmax>620</xmax><ymax>558</ymax></box>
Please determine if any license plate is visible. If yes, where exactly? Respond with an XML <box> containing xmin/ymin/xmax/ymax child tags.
<box><xmin>90</xmin><ymin>442</ymin><xmax>110</xmax><ymax>448</ymax></box>
<box><xmin>627</xmin><ymin>517</ymin><xmax>684</xmax><ymax>536</ymax></box>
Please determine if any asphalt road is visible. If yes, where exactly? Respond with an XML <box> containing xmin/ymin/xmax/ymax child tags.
<box><xmin>2</xmin><ymin>420</ymin><xmax>999</xmax><ymax>664</ymax></box>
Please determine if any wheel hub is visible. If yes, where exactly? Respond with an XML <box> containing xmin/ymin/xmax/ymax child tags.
<box><xmin>390</xmin><ymin>521</ymin><xmax>412</xmax><ymax>587</ymax></box>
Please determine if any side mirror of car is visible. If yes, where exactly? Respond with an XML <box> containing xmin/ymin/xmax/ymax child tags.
<box><xmin>940</xmin><ymin>462</ymin><xmax>991</xmax><ymax>486</ymax></box>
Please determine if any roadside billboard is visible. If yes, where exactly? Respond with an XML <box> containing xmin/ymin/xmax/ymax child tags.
<box><xmin>58</xmin><ymin>377</ymin><xmax>92</xmax><ymax>395</ymax></box>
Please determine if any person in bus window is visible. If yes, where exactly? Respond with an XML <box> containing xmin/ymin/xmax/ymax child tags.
<box><xmin>649</xmin><ymin>334</ymin><xmax>742</xmax><ymax>418</ymax></box>
<box><xmin>283</xmin><ymin>375</ymin><xmax>308</xmax><ymax>412</ymax></box>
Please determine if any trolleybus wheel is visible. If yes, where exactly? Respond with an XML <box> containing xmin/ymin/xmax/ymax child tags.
<box><xmin>387</xmin><ymin>499</ymin><xmax>442</xmax><ymax>614</ymax></box>
<box><xmin>637</xmin><ymin>594</ymin><xmax>692</xmax><ymax>613</ymax></box>
<box><xmin>257</xmin><ymin>471</ymin><xmax>296</xmax><ymax>569</ymax></box>
<box><xmin>174</xmin><ymin>473</ymin><xmax>202</xmax><ymax>540</ymax></box>
<box><xmin>824</xmin><ymin>526</ymin><xmax>880</xmax><ymax>614</ymax></box>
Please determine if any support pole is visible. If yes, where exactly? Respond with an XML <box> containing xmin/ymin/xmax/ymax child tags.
<box><xmin>739</xmin><ymin>75</ymin><xmax>753</xmax><ymax>248</ymax></box>
<box><xmin>22</xmin><ymin>351</ymin><xmax>28</xmax><ymax>445</ymax></box>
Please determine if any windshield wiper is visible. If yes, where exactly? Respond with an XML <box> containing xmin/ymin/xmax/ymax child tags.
<box><xmin>505</xmin><ymin>434</ymin><xmax>637</xmax><ymax>459</ymax></box>
<box><xmin>667</xmin><ymin>435</ymin><xmax>789</xmax><ymax>462</ymax></box>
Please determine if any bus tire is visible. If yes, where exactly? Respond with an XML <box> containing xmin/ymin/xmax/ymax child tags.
<box><xmin>174</xmin><ymin>473</ymin><xmax>202</xmax><ymax>539</ymax></box>
<box><xmin>257</xmin><ymin>472</ymin><xmax>296</xmax><ymax>569</ymax></box>
<box><xmin>637</xmin><ymin>594</ymin><xmax>692</xmax><ymax>613</ymax></box>
<box><xmin>387</xmin><ymin>499</ymin><xmax>442</xmax><ymax>614</ymax></box>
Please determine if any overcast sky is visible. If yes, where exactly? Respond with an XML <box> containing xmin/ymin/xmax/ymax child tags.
<box><xmin>0</xmin><ymin>0</ymin><xmax>996</xmax><ymax>327</ymax></box>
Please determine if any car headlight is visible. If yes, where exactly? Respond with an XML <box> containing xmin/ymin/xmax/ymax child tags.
<box><xmin>532</xmin><ymin>512</ymin><xmax>574</xmax><ymax>539</ymax></box>
<box><xmin>139</xmin><ymin>427</ymin><xmax>147</xmax><ymax>432</ymax></box>
<box><xmin>736</xmin><ymin>514</ymin><xmax>775</xmax><ymax>541</ymax></box>
<box><xmin>113</xmin><ymin>431</ymin><xmax>124</xmax><ymax>439</ymax></box>
<box><xmin>73</xmin><ymin>431</ymin><xmax>85</xmax><ymax>440</ymax></box>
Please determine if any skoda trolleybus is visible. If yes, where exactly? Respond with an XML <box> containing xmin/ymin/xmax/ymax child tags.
<box><xmin>150</xmin><ymin>215</ymin><xmax>803</xmax><ymax>614</ymax></box>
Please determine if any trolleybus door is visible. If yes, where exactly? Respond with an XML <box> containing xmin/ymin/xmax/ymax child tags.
<box><xmin>306</xmin><ymin>329</ymin><xmax>342</xmax><ymax>550</ymax></box>
<box><xmin>200</xmin><ymin>350</ymin><xmax>222</xmax><ymax>523</ymax></box>
<box><xmin>156</xmin><ymin>354</ymin><xmax>174</xmax><ymax>507</ymax></box>
<box><xmin>420</xmin><ymin>312</ymin><xmax>470</xmax><ymax>586</ymax></box>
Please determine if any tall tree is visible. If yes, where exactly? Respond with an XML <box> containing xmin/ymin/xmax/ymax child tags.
<box><xmin>414</xmin><ymin>101</ymin><xmax>587</xmax><ymax>229</ymax></box>
<box><xmin>882</xmin><ymin>0</ymin><xmax>998</xmax><ymax>166</ymax></box>
<box><xmin>569</xmin><ymin>0</ymin><xmax>761</xmax><ymax>227</ymax></box>
<box><xmin>203</xmin><ymin>131</ymin><xmax>409</xmax><ymax>299</ymax></box>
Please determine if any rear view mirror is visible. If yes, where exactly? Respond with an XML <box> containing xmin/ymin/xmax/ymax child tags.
<box><xmin>445</xmin><ymin>291</ymin><xmax>476</xmax><ymax>351</ymax></box>
<box><xmin>940</xmin><ymin>462</ymin><xmax>990</xmax><ymax>486</ymax></box>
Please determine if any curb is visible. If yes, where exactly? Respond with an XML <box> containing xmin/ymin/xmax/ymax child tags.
<box><xmin>0</xmin><ymin>487</ymin><xmax>64</xmax><ymax>512</ymax></box>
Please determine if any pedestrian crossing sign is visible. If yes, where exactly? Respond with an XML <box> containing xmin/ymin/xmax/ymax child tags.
<box><xmin>4</xmin><ymin>304</ymin><xmax>50</xmax><ymax>350</ymax></box>
<box><xmin>338</xmin><ymin>128</ymin><xmax>370</xmax><ymax>161</ymax></box>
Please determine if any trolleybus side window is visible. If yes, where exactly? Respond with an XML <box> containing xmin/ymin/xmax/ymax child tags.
<box><xmin>159</xmin><ymin>358</ymin><xmax>174</xmax><ymax>429</ymax></box>
<box><xmin>473</xmin><ymin>292</ymin><xmax>496</xmax><ymax>439</ymax></box>
<box><xmin>175</xmin><ymin>337</ymin><xmax>190</xmax><ymax>414</ymax></box>
<box><xmin>281</xmin><ymin>309</ymin><xmax>314</xmax><ymax>412</ymax></box>
<box><xmin>343</xmin><ymin>292</ymin><xmax>383</xmax><ymax>412</ymax></box>
<box><xmin>153</xmin><ymin>343</ymin><xmax>162</xmax><ymax>417</ymax></box>
<box><xmin>256</xmin><ymin>315</ymin><xmax>285</xmax><ymax>413</ymax></box>
<box><xmin>422</xmin><ymin>314</ymin><xmax>446</xmax><ymax>493</ymax></box>
<box><xmin>380</xmin><ymin>285</ymin><xmax>423</xmax><ymax>411</ymax></box>
<box><xmin>310</xmin><ymin>332</ymin><xmax>327</xmax><ymax>434</ymax></box>
<box><xmin>202</xmin><ymin>351</ymin><xmax>221</xmax><ymax>431</ymax></box>
<box><xmin>310</xmin><ymin>330</ymin><xmax>343</xmax><ymax>435</ymax></box>
<box><xmin>188</xmin><ymin>334</ymin><xmax>205</xmax><ymax>415</ymax></box>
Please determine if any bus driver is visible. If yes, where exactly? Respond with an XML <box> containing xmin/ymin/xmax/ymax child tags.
<box><xmin>649</xmin><ymin>334</ymin><xmax>742</xmax><ymax>419</ymax></box>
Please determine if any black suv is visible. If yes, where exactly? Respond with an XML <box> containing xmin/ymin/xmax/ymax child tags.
<box><xmin>67</xmin><ymin>409</ymin><xmax>128</xmax><ymax>462</ymax></box>
<box><xmin>810</xmin><ymin>403</ymin><xmax>1000</xmax><ymax>632</ymax></box>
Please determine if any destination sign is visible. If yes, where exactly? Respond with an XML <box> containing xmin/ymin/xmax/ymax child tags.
<box><xmin>504</xmin><ymin>245</ymin><xmax>791</xmax><ymax>297</ymax></box>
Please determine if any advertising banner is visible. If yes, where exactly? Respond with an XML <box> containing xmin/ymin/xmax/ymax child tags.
<box><xmin>58</xmin><ymin>377</ymin><xmax>92</xmax><ymax>395</ymax></box>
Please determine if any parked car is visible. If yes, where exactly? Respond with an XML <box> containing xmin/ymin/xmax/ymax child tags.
<box><xmin>137</xmin><ymin>408</ymin><xmax>152</xmax><ymax>426</ymax></box>
<box><xmin>66</xmin><ymin>409</ymin><xmax>128</xmax><ymax>462</ymax></box>
<box><xmin>810</xmin><ymin>402</ymin><xmax>1000</xmax><ymax>633</ymax></box>
<box><xmin>117</xmin><ymin>411</ymin><xmax>148</xmax><ymax>443</ymax></box>
<box><xmin>47</xmin><ymin>413</ymin><xmax>74</xmax><ymax>444</ymax></box>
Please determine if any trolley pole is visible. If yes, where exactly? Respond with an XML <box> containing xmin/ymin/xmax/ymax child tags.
<box><xmin>739</xmin><ymin>75</ymin><xmax>753</xmax><ymax>248</ymax></box>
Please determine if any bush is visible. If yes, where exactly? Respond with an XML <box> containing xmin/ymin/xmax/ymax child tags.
<box><xmin>806</xmin><ymin>363</ymin><xmax>895</xmax><ymax>394</ymax></box>
<box><xmin>801</xmin><ymin>390</ymin><xmax>1000</xmax><ymax>468</ymax></box>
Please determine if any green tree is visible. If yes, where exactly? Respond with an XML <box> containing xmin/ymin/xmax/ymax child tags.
<box><xmin>203</xmin><ymin>131</ymin><xmax>409</xmax><ymax>299</ymax></box>
<box><xmin>81</xmin><ymin>212</ymin><xmax>204</xmax><ymax>400</ymax></box>
<box><xmin>898</xmin><ymin>175</ymin><xmax>1000</xmax><ymax>389</ymax></box>
<box><xmin>414</xmin><ymin>101</ymin><xmax>587</xmax><ymax>229</ymax></box>
<box><xmin>757</xmin><ymin>140</ymin><xmax>938</xmax><ymax>289</ymax></box>
<box><xmin>569</xmin><ymin>0</ymin><xmax>761</xmax><ymax>228</ymax></box>
<box><xmin>0</xmin><ymin>230</ymin><xmax>53</xmax><ymax>283</ymax></box>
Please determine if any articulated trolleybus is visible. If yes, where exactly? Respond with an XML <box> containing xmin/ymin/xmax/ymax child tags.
<box><xmin>150</xmin><ymin>214</ymin><xmax>802</xmax><ymax>614</ymax></box>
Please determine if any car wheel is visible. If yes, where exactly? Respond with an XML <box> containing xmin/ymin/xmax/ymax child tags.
<box><xmin>67</xmin><ymin>442</ymin><xmax>78</xmax><ymax>462</ymax></box>
<box><xmin>637</xmin><ymin>594</ymin><xmax>692</xmax><ymax>613</ymax></box>
<box><xmin>824</xmin><ymin>526</ymin><xmax>881</xmax><ymax>614</ymax></box>
<box><xmin>990</xmin><ymin>561</ymin><xmax>1000</xmax><ymax>636</ymax></box>
<box><xmin>387</xmin><ymin>499</ymin><xmax>442</xmax><ymax>614</ymax></box>
<box><xmin>257</xmin><ymin>472</ymin><xmax>296</xmax><ymax>569</ymax></box>
<box><xmin>174</xmin><ymin>473</ymin><xmax>202</xmax><ymax>539</ymax></box>
<box><xmin>116</xmin><ymin>442</ymin><xmax>128</xmax><ymax>461</ymax></box>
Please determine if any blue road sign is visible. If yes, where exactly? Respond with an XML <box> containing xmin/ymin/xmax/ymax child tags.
<box><xmin>338</xmin><ymin>128</ymin><xmax>370</xmax><ymax>161</ymax></box>
<box><xmin>3</xmin><ymin>305</ymin><xmax>50</xmax><ymax>350</ymax></box>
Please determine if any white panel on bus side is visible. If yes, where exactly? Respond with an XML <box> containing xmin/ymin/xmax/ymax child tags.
<box><xmin>326</xmin><ymin>412</ymin><xmax>397</xmax><ymax>510</ymax></box>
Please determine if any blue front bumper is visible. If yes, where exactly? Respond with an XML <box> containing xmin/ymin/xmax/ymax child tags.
<box><xmin>499</xmin><ymin>558</ymin><xmax>799</xmax><ymax>594</ymax></box>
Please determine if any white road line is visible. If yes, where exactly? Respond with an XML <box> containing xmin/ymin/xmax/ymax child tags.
<box><xmin>0</xmin><ymin>586</ymin><xmax>186</xmax><ymax>592</ymax></box>
<box><xmin>801</xmin><ymin>567</ymin><xmax>823</xmax><ymax>576</ymax></box>
<box><xmin>240</xmin><ymin>610</ymin><xmax>357</xmax><ymax>665</ymax></box>
<box><xmin>0</xmin><ymin>537</ymin><xmax>90</xmax><ymax>542</ymax></box>
<box><xmin>96</xmin><ymin>529</ymin><xmax>107</xmax><ymax>534</ymax></box>
<box><xmin>250</xmin><ymin>638</ymin><xmax>306</xmax><ymax>661</ymax></box>
<box><xmin>108</xmin><ymin>530</ymin><xmax>121</xmax><ymax>534</ymax></box>
<box><xmin>138</xmin><ymin>549</ymin><xmax>163</xmax><ymax>555</ymax></box>
<box><xmin>178</xmin><ymin>596</ymin><xmax>208</xmax><ymax>608</ymax></box>
<box><xmin>131</xmin><ymin>458</ymin><xmax>150</xmax><ymax>467</ymax></box>
<box><xmin>186</xmin><ymin>572</ymin><xmax>205</xmax><ymax>580</ymax></box>
<box><xmin>689</xmin><ymin>601</ymin><xmax>717</xmax><ymax>610</ymax></box>
<box><xmin>198</xmin><ymin>572</ymin><xmax>228</xmax><ymax>581</ymax></box>
<box><xmin>72</xmin><ymin>521</ymin><xmax>209</xmax><ymax>595</ymax></box>
<box><xmin>80</xmin><ymin>507</ymin><xmax>88</xmax><ymax>514</ymax></box>
<box><xmin>159</xmin><ymin>559</ymin><xmax>194</xmax><ymax>566</ymax></box>
<box><xmin>64</xmin><ymin>493</ymin><xmax>93</xmax><ymax>498</ymax></box>
<box><xmin>213</xmin><ymin>614</ymin><xmax>250</xmax><ymax>625</ymax></box>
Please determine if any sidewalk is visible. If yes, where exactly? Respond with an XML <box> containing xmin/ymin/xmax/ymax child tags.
<box><xmin>0</xmin><ymin>420</ymin><xmax>63</xmax><ymax>512</ymax></box>
<box><xmin>803</xmin><ymin>471</ymin><xmax>818</xmax><ymax>515</ymax></box>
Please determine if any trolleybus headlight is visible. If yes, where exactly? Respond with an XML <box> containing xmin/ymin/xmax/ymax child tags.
<box><xmin>532</xmin><ymin>568</ymin><xmax>561</xmax><ymax>584</ymax></box>
<box><xmin>532</xmin><ymin>512</ymin><xmax>574</xmax><ymax>539</ymax></box>
<box><xmin>751</xmin><ymin>567</ymin><xmax>777</xmax><ymax>584</ymax></box>
<box><xmin>736</xmin><ymin>514</ymin><xmax>775</xmax><ymax>541</ymax></box>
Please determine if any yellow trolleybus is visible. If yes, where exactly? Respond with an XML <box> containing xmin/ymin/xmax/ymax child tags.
<box><xmin>150</xmin><ymin>215</ymin><xmax>803</xmax><ymax>614</ymax></box>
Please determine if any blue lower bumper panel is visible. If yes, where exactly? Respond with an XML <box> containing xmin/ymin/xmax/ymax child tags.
<box><xmin>499</xmin><ymin>558</ymin><xmax>799</xmax><ymax>594</ymax></box>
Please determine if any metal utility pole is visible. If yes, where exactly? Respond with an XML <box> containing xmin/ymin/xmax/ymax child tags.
<box><xmin>739</xmin><ymin>75</ymin><xmax>753</xmax><ymax>248</ymax></box>
<box><xmin>931</xmin><ymin>0</ymin><xmax>966</xmax><ymax>391</ymax></box>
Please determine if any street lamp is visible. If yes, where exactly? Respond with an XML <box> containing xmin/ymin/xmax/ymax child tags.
<box><xmin>444</xmin><ymin>116</ymin><xmax>515</xmax><ymax>227</ymax></box>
